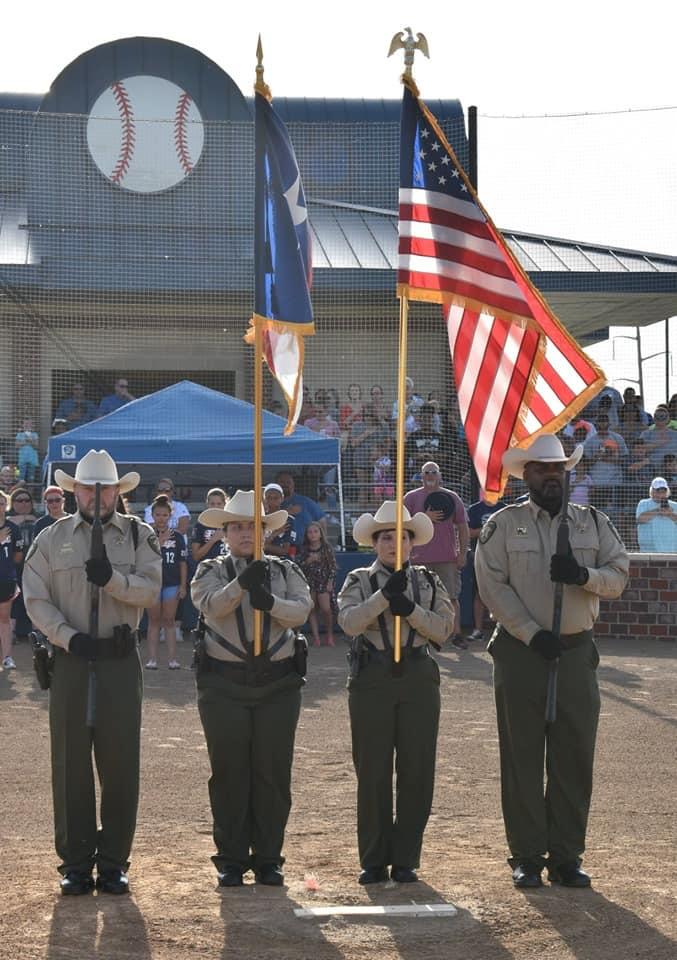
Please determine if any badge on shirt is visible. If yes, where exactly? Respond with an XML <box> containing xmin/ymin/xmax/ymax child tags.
<box><xmin>516</xmin><ymin>526</ymin><xmax>528</xmax><ymax>536</ymax></box>
<box><xmin>479</xmin><ymin>520</ymin><xmax>497</xmax><ymax>544</ymax></box>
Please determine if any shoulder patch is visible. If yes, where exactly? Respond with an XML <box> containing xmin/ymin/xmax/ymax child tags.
<box><xmin>147</xmin><ymin>532</ymin><xmax>161</xmax><ymax>556</ymax></box>
<box><xmin>479</xmin><ymin>520</ymin><xmax>497</xmax><ymax>545</ymax></box>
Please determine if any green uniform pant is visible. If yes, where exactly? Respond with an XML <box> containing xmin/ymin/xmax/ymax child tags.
<box><xmin>490</xmin><ymin>629</ymin><xmax>600</xmax><ymax>866</ymax></box>
<box><xmin>197</xmin><ymin>669</ymin><xmax>303</xmax><ymax>873</ymax></box>
<box><xmin>49</xmin><ymin>649</ymin><xmax>142</xmax><ymax>876</ymax></box>
<box><xmin>348</xmin><ymin>654</ymin><xmax>440</xmax><ymax>870</ymax></box>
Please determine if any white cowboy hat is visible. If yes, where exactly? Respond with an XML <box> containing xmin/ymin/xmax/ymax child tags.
<box><xmin>199</xmin><ymin>489</ymin><xmax>287</xmax><ymax>534</ymax></box>
<box><xmin>502</xmin><ymin>434</ymin><xmax>583</xmax><ymax>480</ymax></box>
<box><xmin>55</xmin><ymin>449</ymin><xmax>140</xmax><ymax>494</ymax></box>
<box><xmin>352</xmin><ymin>501</ymin><xmax>434</xmax><ymax>547</ymax></box>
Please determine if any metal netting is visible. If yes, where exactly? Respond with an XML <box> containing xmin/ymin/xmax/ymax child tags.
<box><xmin>1</xmin><ymin>104</ymin><xmax>676</xmax><ymax>551</ymax></box>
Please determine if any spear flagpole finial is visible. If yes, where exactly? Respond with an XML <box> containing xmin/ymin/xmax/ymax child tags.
<box><xmin>255</xmin><ymin>34</ymin><xmax>272</xmax><ymax>101</ymax></box>
<box><xmin>387</xmin><ymin>26</ymin><xmax>430</xmax><ymax>82</ymax></box>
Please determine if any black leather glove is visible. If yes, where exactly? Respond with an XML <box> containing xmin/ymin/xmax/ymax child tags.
<box><xmin>389</xmin><ymin>594</ymin><xmax>415</xmax><ymax>617</ymax></box>
<box><xmin>69</xmin><ymin>632</ymin><xmax>98</xmax><ymax>659</ymax></box>
<box><xmin>531</xmin><ymin>629</ymin><xmax>564</xmax><ymax>660</ymax></box>
<box><xmin>85</xmin><ymin>546</ymin><xmax>113</xmax><ymax>587</ymax></box>
<box><xmin>237</xmin><ymin>560</ymin><xmax>267</xmax><ymax>591</ymax></box>
<box><xmin>550</xmin><ymin>551</ymin><xmax>589</xmax><ymax>586</ymax></box>
<box><xmin>249</xmin><ymin>585</ymin><xmax>275</xmax><ymax>612</ymax></box>
<box><xmin>382</xmin><ymin>568</ymin><xmax>408</xmax><ymax>600</ymax></box>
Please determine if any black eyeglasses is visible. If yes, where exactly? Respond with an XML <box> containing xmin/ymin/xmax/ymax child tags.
<box><xmin>13</xmin><ymin>497</ymin><xmax>30</xmax><ymax>503</ymax></box>
<box><xmin>45</xmin><ymin>497</ymin><xmax>63</xmax><ymax>504</ymax></box>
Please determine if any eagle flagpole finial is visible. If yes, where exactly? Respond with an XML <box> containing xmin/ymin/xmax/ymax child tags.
<box><xmin>387</xmin><ymin>26</ymin><xmax>430</xmax><ymax>80</ymax></box>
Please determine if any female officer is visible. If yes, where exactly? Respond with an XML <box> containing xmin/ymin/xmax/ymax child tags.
<box><xmin>191</xmin><ymin>490</ymin><xmax>312</xmax><ymax>889</ymax></box>
<box><xmin>338</xmin><ymin>501</ymin><xmax>453</xmax><ymax>886</ymax></box>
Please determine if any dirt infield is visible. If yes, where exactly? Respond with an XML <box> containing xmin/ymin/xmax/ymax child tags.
<box><xmin>1</xmin><ymin>636</ymin><xmax>675</xmax><ymax>960</ymax></box>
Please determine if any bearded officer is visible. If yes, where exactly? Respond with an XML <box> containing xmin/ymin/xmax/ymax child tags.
<box><xmin>337</xmin><ymin>502</ymin><xmax>453</xmax><ymax>885</ymax></box>
<box><xmin>22</xmin><ymin>450</ymin><xmax>162</xmax><ymax>895</ymax></box>
<box><xmin>474</xmin><ymin>434</ymin><xmax>629</xmax><ymax>889</ymax></box>
<box><xmin>191</xmin><ymin>490</ymin><xmax>312</xmax><ymax>888</ymax></box>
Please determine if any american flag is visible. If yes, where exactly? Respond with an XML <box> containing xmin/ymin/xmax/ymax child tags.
<box><xmin>398</xmin><ymin>79</ymin><xmax>605</xmax><ymax>500</ymax></box>
<box><xmin>247</xmin><ymin>88</ymin><xmax>314</xmax><ymax>435</ymax></box>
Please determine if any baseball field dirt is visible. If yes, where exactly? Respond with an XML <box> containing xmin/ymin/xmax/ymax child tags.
<box><xmin>1</xmin><ymin>636</ymin><xmax>675</xmax><ymax>959</ymax></box>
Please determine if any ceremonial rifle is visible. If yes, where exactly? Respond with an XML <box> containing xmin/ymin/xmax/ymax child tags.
<box><xmin>86</xmin><ymin>482</ymin><xmax>102</xmax><ymax>728</ymax></box>
<box><xmin>545</xmin><ymin>470</ymin><xmax>571</xmax><ymax>724</ymax></box>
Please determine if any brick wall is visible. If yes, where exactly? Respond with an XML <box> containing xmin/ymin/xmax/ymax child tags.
<box><xmin>598</xmin><ymin>553</ymin><xmax>677</xmax><ymax>640</ymax></box>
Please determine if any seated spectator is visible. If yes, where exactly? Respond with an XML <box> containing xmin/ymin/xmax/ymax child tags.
<box><xmin>338</xmin><ymin>384</ymin><xmax>364</xmax><ymax>434</ymax></box>
<box><xmin>368</xmin><ymin>384</ymin><xmax>391</xmax><ymax>430</ymax></box>
<box><xmin>274</xmin><ymin>471</ymin><xmax>325</xmax><ymax>544</ymax></box>
<box><xmin>589</xmin><ymin>439</ymin><xmax>623</xmax><ymax>512</ymax></box>
<box><xmin>15</xmin><ymin>417</ymin><xmax>39</xmax><ymax>484</ymax></box>
<box><xmin>617</xmin><ymin>403</ymin><xmax>646</xmax><ymax>445</ymax></box>
<box><xmin>626</xmin><ymin>438</ymin><xmax>655</xmax><ymax>486</ymax></box>
<box><xmin>303</xmin><ymin>393</ymin><xmax>341</xmax><ymax>438</ymax></box>
<box><xmin>325</xmin><ymin>388</ymin><xmax>340</xmax><ymax>423</ymax></box>
<box><xmin>34</xmin><ymin>486</ymin><xmax>69</xmax><ymax>535</ymax></box>
<box><xmin>51</xmin><ymin>417</ymin><xmax>68</xmax><ymax>435</ymax></box>
<box><xmin>143</xmin><ymin>478</ymin><xmax>190</xmax><ymax>535</ymax></box>
<box><xmin>584</xmin><ymin>413</ymin><xmax>628</xmax><ymax>458</ymax></box>
<box><xmin>622</xmin><ymin>387</ymin><xmax>651</xmax><ymax>426</ymax></box>
<box><xmin>662</xmin><ymin>453</ymin><xmax>677</xmax><ymax>490</ymax></box>
<box><xmin>636</xmin><ymin>477</ymin><xmax>677</xmax><ymax>553</ymax></box>
<box><xmin>640</xmin><ymin>406</ymin><xmax>677</xmax><ymax>465</ymax></box>
<box><xmin>54</xmin><ymin>382</ymin><xmax>97</xmax><ymax>428</ymax></box>
<box><xmin>372</xmin><ymin>440</ymin><xmax>394</xmax><ymax>503</ymax></box>
<box><xmin>563</xmin><ymin>417</ymin><xmax>596</xmax><ymax>441</ymax></box>
<box><xmin>405</xmin><ymin>403</ymin><xmax>449</xmax><ymax>480</ymax></box>
<box><xmin>392</xmin><ymin>376</ymin><xmax>424</xmax><ymax>434</ymax></box>
<box><xmin>263</xmin><ymin>483</ymin><xmax>298</xmax><ymax>558</ymax></box>
<box><xmin>347</xmin><ymin>404</ymin><xmax>390</xmax><ymax>492</ymax></box>
<box><xmin>191</xmin><ymin>488</ymin><xmax>229</xmax><ymax>564</ymax></box>
<box><xmin>594</xmin><ymin>392</ymin><xmax>620</xmax><ymax>429</ymax></box>
<box><xmin>97</xmin><ymin>377</ymin><xmax>135</xmax><ymax>417</ymax></box>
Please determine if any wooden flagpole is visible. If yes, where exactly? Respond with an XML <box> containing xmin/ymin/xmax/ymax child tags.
<box><xmin>388</xmin><ymin>27</ymin><xmax>430</xmax><ymax>664</ymax></box>
<box><xmin>252</xmin><ymin>35</ymin><xmax>271</xmax><ymax>659</ymax></box>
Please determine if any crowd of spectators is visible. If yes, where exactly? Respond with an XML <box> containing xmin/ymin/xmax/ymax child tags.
<box><xmin>298</xmin><ymin>378</ymin><xmax>472</xmax><ymax>505</ymax></box>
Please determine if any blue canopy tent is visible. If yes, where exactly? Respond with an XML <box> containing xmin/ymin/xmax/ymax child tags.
<box><xmin>46</xmin><ymin>380</ymin><xmax>344</xmax><ymax>540</ymax></box>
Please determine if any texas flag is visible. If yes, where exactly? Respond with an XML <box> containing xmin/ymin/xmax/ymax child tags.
<box><xmin>246</xmin><ymin>89</ymin><xmax>314</xmax><ymax>435</ymax></box>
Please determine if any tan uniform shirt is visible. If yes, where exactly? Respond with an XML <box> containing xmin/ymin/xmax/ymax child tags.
<box><xmin>191</xmin><ymin>554</ymin><xmax>312</xmax><ymax>662</ymax></box>
<box><xmin>22</xmin><ymin>511</ymin><xmax>162</xmax><ymax>651</ymax></box>
<box><xmin>474</xmin><ymin>499</ymin><xmax>629</xmax><ymax>646</ymax></box>
<box><xmin>337</xmin><ymin>560</ymin><xmax>454</xmax><ymax>649</ymax></box>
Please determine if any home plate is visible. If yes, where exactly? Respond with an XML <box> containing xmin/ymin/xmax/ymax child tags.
<box><xmin>294</xmin><ymin>903</ymin><xmax>457</xmax><ymax>919</ymax></box>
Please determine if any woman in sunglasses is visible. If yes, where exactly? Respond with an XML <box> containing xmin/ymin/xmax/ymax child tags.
<box><xmin>34</xmin><ymin>486</ymin><xmax>70</xmax><ymax>536</ymax></box>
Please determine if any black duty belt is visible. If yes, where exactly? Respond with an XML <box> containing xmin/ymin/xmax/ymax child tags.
<box><xmin>499</xmin><ymin>626</ymin><xmax>593</xmax><ymax>650</ymax></box>
<box><xmin>56</xmin><ymin>631</ymin><xmax>140</xmax><ymax>660</ymax></box>
<box><xmin>202</xmin><ymin>652</ymin><xmax>296</xmax><ymax>685</ymax></box>
<box><xmin>364</xmin><ymin>644</ymin><xmax>429</xmax><ymax>664</ymax></box>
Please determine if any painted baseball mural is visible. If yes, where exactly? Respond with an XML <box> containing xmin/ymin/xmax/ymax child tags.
<box><xmin>86</xmin><ymin>75</ymin><xmax>204</xmax><ymax>192</ymax></box>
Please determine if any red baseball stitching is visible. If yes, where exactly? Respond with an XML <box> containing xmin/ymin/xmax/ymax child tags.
<box><xmin>110</xmin><ymin>81</ymin><xmax>135</xmax><ymax>184</ymax></box>
<box><xmin>174</xmin><ymin>93</ymin><xmax>194</xmax><ymax>175</ymax></box>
